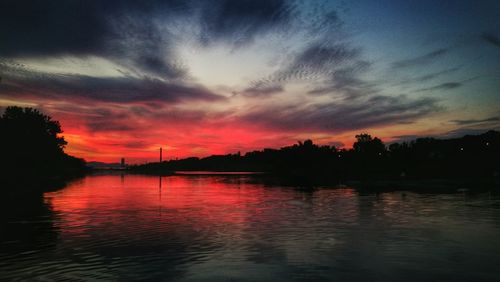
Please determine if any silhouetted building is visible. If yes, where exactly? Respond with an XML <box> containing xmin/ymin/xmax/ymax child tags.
<box><xmin>121</xmin><ymin>158</ymin><xmax>125</xmax><ymax>167</ymax></box>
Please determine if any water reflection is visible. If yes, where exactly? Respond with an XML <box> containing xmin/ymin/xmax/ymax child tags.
<box><xmin>0</xmin><ymin>194</ymin><xmax>59</xmax><ymax>254</ymax></box>
<box><xmin>1</xmin><ymin>174</ymin><xmax>500</xmax><ymax>281</ymax></box>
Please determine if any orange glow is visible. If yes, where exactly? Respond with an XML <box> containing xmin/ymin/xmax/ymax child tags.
<box><xmin>50</xmin><ymin>107</ymin><xmax>354</xmax><ymax>163</ymax></box>
<box><xmin>2</xmin><ymin>98</ymin><xmax>427</xmax><ymax>163</ymax></box>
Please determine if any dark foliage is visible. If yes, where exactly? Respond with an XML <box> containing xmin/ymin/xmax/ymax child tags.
<box><xmin>131</xmin><ymin>131</ymin><xmax>500</xmax><ymax>181</ymax></box>
<box><xmin>0</xmin><ymin>106</ymin><xmax>87</xmax><ymax>192</ymax></box>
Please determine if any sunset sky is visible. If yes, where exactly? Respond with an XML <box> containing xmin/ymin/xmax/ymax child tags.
<box><xmin>1</xmin><ymin>0</ymin><xmax>499</xmax><ymax>163</ymax></box>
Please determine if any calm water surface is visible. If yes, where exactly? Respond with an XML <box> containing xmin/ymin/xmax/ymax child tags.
<box><xmin>1</xmin><ymin>174</ymin><xmax>500</xmax><ymax>281</ymax></box>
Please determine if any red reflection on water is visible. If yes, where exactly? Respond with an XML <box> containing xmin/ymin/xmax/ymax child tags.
<box><xmin>45</xmin><ymin>174</ymin><xmax>296</xmax><ymax>235</ymax></box>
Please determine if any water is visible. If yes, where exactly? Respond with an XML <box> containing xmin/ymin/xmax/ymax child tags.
<box><xmin>1</xmin><ymin>174</ymin><xmax>500</xmax><ymax>281</ymax></box>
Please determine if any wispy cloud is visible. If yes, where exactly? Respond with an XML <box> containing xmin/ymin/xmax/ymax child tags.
<box><xmin>482</xmin><ymin>33</ymin><xmax>500</xmax><ymax>48</ymax></box>
<box><xmin>241</xmin><ymin>95</ymin><xmax>441</xmax><ymax>133</ymax></box>
<box><xmin>444</xmin><ymin>126</ymin><xmax>500</xmax><ymax>138</ymax></box>
<box><xmin>450</xmin><ymin>116</ymin><xmax>500</xmax><ymax>126</ymax></box>
<box><xmin>241</xmin><ymin>83</ymin><xmax>284</xmax><ymax>97</ymax></box>
<box><xmin>392</xmin><ymin>48</ymin><xmax>449</xmax><ymax>69</ymax></box>
<box><xmin>0</xmin><ymin>0</ymin><xmax>194</xmax><ymax>79</ymax></box>
<box><xmin>399</xmin><ymin>66</ymin><xmax>462</xmax><ymax>85</ymax></box>
<box><xmin>274</xmin><ymin>43</ymin><xmax>362</xmax><ymax>82</ymax></box>
<box><xmin>0</xmin><ymin>0</ymin><xmax>298</xmax><ymax>79</ymax></box>
<box><xmin>416</xmin><ymin>82</ymin><xmax>462</xmax><ymax>92</ymax></box>
<box><xmin>0</xmin><ymin>62</ymin><xmax>225</xmax><ymax>104</ymax></box>
<box><xmin>252</xmin><ymin>42</ymin><xmax>373</xmax><ymax>99</ymax></box>
<box><xmin>197</xmin><ymin>0</ymin><xmax>294</xmax><ymax>47</ymax></box>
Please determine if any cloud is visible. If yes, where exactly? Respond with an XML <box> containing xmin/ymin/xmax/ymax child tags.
<box><xmin>241</xmin><ymin>95</ymin><xmax>441</xmax><ymax>133</ymax></box>
<box><xmin>444</xmin><ymin>127</ymin><xmax>500</xmax><ymax>138</ymax></box>
<box><xmin>241</xmin><ymin>83</ymin><xmax>284</xmax><ymax>97</ymax></box>
<box><xmin>276</xmin><ymin>43</ymin><xmax>362</xmax><ymax>82</ymax></box>
<box><xmin>450</xmin><ymin>116</ymin><xmax>500</xmax><ymax>126</ymax></box>
<box><xmin>390</xmin><ymin>134</ymin><xmax>423</xmax><ymax>143</ymax></box>
<box><xmin>0</xmin><ymin>0</ymin><xmax>193</xmax><ymax>78</ymax></box>
<box><xmin>481</xmin><ymin>33</ymin><xmax>500</xmax><ymax>48</ymax></box>
<box><xmin>197</xmin><ymin>0</ymin><xmax>294</xmax><ymax>47</ymax></box>
<box><xmin>0</xmin><ymin>1</ymin><xmax>346</xmax><ymax>81</ymax></box>
<box><xmin>392</xmin><ymin>48</ymin><xmax>449</xmax><ymax>69</ymax></box>
<box><xmin>42</xmin><ymin>102</ymin><xmax>229</xmax><ymax>145</ymax></box>
<box><xmin>0</xmin><ymin>0</ymin><xmax>298</xmax><ymax>78</ymax></box>
<box><xmin>399</xmin><ymin>66</ymin><xmax>462</xmax><ymax>85</ymax></box>
<box><xmin>0</xmin><ymin>62</ymin><xmax>225</xmax><ymax>104</ymax></box>
<box><xmin>253</xmin><ymin>42</ymin><xmax>373</xmax><ymax>99</ymax></box>
<box><xmin>307</xmin><ymin>62</ymin><xmax>374</xmax><ymax>98</ymax></box>
<box><xmin>416</xmin><ymin>82</ymin><xmax>462</xmax><ymax>92</ymax></box>
<box><xmin>87</xmin><ymin>120</ymin><xmax>136</xmax><ymax>133</ymax></box>
<box><xmin>77</xmin><ymin>106</ymin><xmax>216</xmax><ymax>133</ymax></box>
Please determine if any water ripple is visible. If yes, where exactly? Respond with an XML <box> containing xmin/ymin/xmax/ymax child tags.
<box><xmin>1</xmin><ymin>174</ymin><xmax>500</xmax><ymax>281</ymax></box>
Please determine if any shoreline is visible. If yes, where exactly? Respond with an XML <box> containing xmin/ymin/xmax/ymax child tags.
<box><xmin>88</xmin><ymin>169</ymin><xmax>500</xmax><ymax>193</ymax></box>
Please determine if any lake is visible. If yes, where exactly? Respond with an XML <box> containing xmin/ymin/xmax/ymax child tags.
<box><xmin>1</xmin><ymin>173</ymin><xmax>500</xmax><ymax>281</ymax></box>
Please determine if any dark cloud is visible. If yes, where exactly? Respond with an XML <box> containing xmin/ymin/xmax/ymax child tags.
<box><xmin>392</xmin><ymin>48</ymin><xmax>449</xmax><ymax>69</ymax></box>
<box><xmin>308</xmin><ymin>62</ymin><xmax>374</xmax><ymax>98</ymax></box>
<box><xmin>0</xmin><ymin>0</ymin><xmax>191</xmax><ymax>78</ymax></box>
<box><xmin>241</xmin><ymin>83</ymin><xmax>284</xmax><ymax>97</ymax></box>
<box><xmin>0</xmin><ymin>0</ymin><xmax>297</xmax><ymax>78</ymax></box>
<box><xmin>399</xmin><ymin>66</ymin><xmax>462</xmax><ymax>85</ymax></box>
<box><xmin>390</xmin><ymin>135</ymin><xmax>423</xmax><ymax>143</ymax></box>
<box><xmin>450</xmin><ymin>116</ymin><xmax>500</xmax><ymax>126</ymax></box>
<box><xmin>481</xmin><ymin>33</ymin><xmax>500</xmax><ymax>48</ymax></box>
<box><xmin>254</xmin><ymin>42</ymin><xmax>372</xmax><ymax>99</ymax></box>
<box><xmin>277</xmin><ymin>44</ymin><xmax>361</xmax><ymax>82</ymax></box>
<box><xmin>45</xmin><ymin>103</ymin><xmax>224</xmax><ymax>135</ymax></box>
<box><xmin>198</xmin><ymin>0</ymin><xmax>294</xmax><ymax>47</ymax></box>
<box><xmin>1</xmin><ymin>0</ymin><xmax>109</xmax><ymax>57</ymax></box>
<box><xmin>84</xmin><ymin>108</ymin><xmax>212</xmax><ymax>133</ymax></box>
<box><xmin>444</xmin><ymin>126</ymin><xmax>500</xmax><ymax>138</ymax></box>
<box><xmin>241</xmin><ymin>95</ymin><xmax>441</xmax><ymax>133</ymax></box>
<box><xmin>416</xmin><ymin>82</ymin><xmax>462</xmax><ymax>92</ymax></box>
<box><xmin>87</xmin><ymin>120</ymin><xmax>136</xmax><ymax>132</ymax></box>
<box><xmin>0</xmin><ymin>63</ymin><xmax>225</xmax><ymax>104</ymax></box>
<box><xmin>293</xmin><ymin>44</ymin><xmax>360</xmax><ymax>72</ymax></box>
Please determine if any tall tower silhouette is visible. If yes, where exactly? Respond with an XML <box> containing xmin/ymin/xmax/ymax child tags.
<box><xmin>160</xmin><ymin>147</ymin><xmax>163</xmax><ymax>162</ymax></box>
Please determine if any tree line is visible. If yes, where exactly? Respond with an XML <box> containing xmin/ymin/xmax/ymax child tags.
<box><xmin>132</xmin><ymin>131</ymin><xmax>500</xmax><ymax>181</ymax></box>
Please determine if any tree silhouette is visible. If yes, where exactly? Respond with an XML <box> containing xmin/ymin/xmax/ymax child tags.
<box><xmin>353</xmin><ymin>133</ymin><xmax>385</xmax><ymax>155</ymax></box>
<box><xmin>0</xmin><ymin>106</ymin><xmax>85</xmax><ymax>189</ymax></box>
<box><xmin>1</xmin><ymin>106</ymin><xmax>67</xmax><ymax>152</ymax></box>
<box><xmin>132</xmin><ymin>130</ymin><xmax>500</xmax><ymax>186</ymax></box>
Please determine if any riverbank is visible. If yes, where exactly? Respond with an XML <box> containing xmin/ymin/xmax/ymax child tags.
<box><xmin>1</xmin><ymin>170</ymin><xmax>88</xmax><ymax>199</ymax></box>
<box><xmin>96</xmin><ymin>169</ymin><xmax>500</xmax><ymax>193</ymax></box>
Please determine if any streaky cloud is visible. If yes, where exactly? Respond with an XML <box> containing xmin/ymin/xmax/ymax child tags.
<box><xmin>254</xmin><ymin>42</ymin><xmax>372</xmax><ymax>99</ymax></box>
<box><xmin>0</xmin><ymin>0</ymin><xmax>191</xmax><ymax>79</ymax></box>
<box><xmin>398</xmin><ymin>66</ymin><xmax>462</xmax><ymax>85</ymax></box>
<box><xmin>241</xmin><ymin>95</ymin><xmax>441</xmax><ymax>133</ymax></box>
<box><xmin>416</xmin><ymin>82</ymin><xmax>462</xmax><ymax>92</ymax></box>
<box><xmin>481</xmin><ymin>33</ymin><xmax>500</xmax><ymax>48</ymax></box>
<box><xmin>392</xmin><ymin>48</ymin><xmax>449</xmax><ymax>69</ymax></box>
<box><xmin>0</xmin><ymin>62</ymin><xmax>225</xmax><ymax>104</ymax></box>
<box><xmin>241</xmin><ymin>83</ymin><xmax>284</xmax><ymax>97</ymax></box>
<box><xmin>450</xmin><ymin>116</ymin><xmax>500</xmax><ymax>126</ymax></box>
<box><xmin>198</xmin><ymin>0</ymin><xmax>294</xmax><ymax>47</ymax></box>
